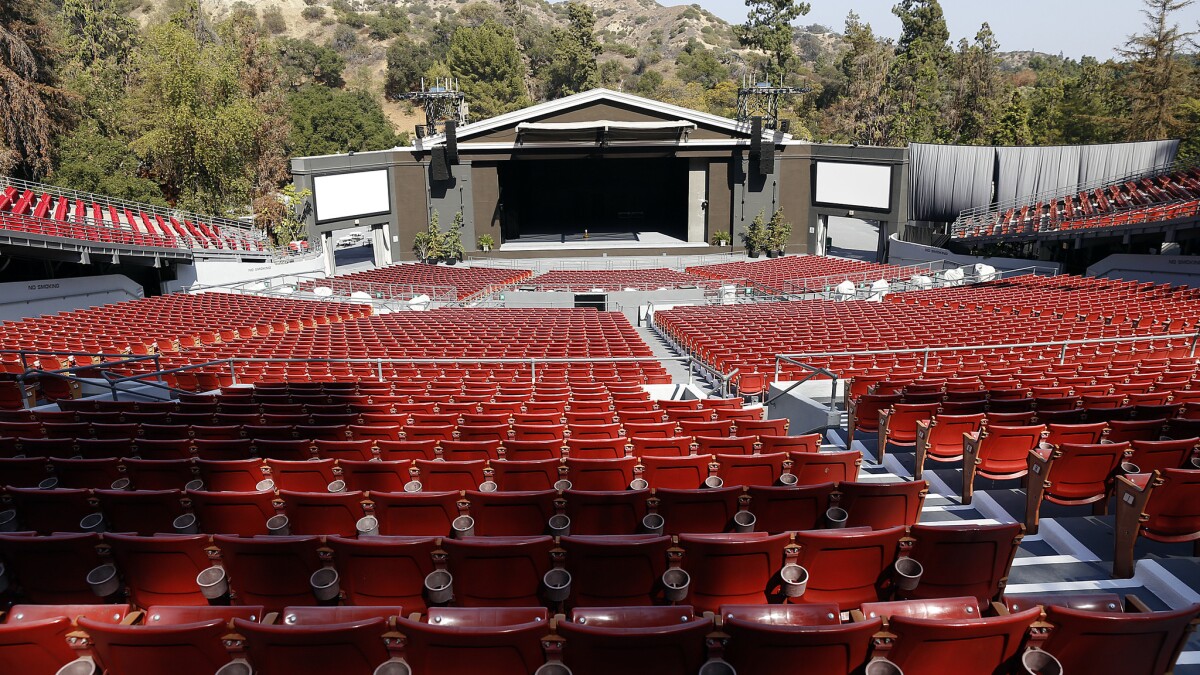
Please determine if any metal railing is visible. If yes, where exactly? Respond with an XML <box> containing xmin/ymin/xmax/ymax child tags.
<box><xmin>772</xmin><ymin>331</ymin><xmax>1200</xmax><ymax>383</ymax></box>
<box><xmin>949</xmin><ymin>157</ymin><xmax>1200</xmax><ymax>238</ymax></box>
<box><xmin>0</xmin><ymin>175</ymin><xmax>263</xmax><ymax>241</ymax></box>
<box><xmin>777</xmin><ymin>261</ymin><xmax>951</xmax><ymax>297</ymax></box>
<box><xmin>465</xmin><ymin>252</ymin><xmax>744</xmax><ymax>274</ymax></box>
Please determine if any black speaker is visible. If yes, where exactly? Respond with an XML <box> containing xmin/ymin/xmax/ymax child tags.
<box><xmin>430</xmin><ymin>146</ymin><xmax>451</xmax><ymax>182</ymax></box>
<box><xmin>758</xmin><ymin>140</ymin><xmax>775</xmax><ymax>176</ymax></box>
<box><xmin>779</xmin><ymin>119</ymin><xmax>791</xmax><ymax>134</ymax></box>
<box><xmin>750</xmin><ymin>116</ymin><xmax>762</xmax><ymax>157</ymax></box>
<box><xmin>415</xmin><ymin>126</ymin><xmax>426</xmax><ymax>139</ymax></box>
<box><xmin>445</xmin><ymin>120</ymin><xmax>459</xmax><ymax>165</ymax></box>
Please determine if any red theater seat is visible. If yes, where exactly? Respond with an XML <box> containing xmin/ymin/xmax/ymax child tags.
<box><xmin>556</xmin><ymin>606</ymin><xmax>713</xmax><ymax>675</ymax></box>
<box><xmin>489</xmin><ymin>459</ymin><xmax>563</xmax><ymax>492</ymax></box>
<box><xmin>235</xmin><ymin>617</ymin><xmax>392</xmax><ymax>675</ymax></box>
<box><xmin>95</xmin><ymin>489</ymin><xmax>186</xmax><ymax>535</ymax></box>
<box><xmin>1025</xmin><ymin>442</ymin><xmax>1127</xmax><ymax>534</ymax></box>
<box><xmin>564</xmin><ymin>457</ymin><xmax>637</xmax><ymax>491</ymax></box>
<box><xmin>837</xmin><ymin>480</ymin><xmax>928</xmax><ymax>529</ymax></box>
<box><xmin>559</xmin><ymin>534</ymin><xmax>672</xmax><ymax>607</ymax></box>
<box><xmin>565</xmin><ymin>437</ymin><xmax>628</xmax><ymax>459</ymax></box>
<box><xmin>745</xmin><ymin>483</ymin><xmax>835</xmax><ymax>533</ymax></box>
<box><xmin>788</xmin><ymin>450</ymin><xmax>862</xmax><ymax>484</ymax></box>
<box><xmin>1038</xmin><ymin>602</ymin><xmax>1200</xmax><ymax>675</ymax></box>
<box><xmin>912</xmin><ymin>413</ymin><xmax>985</xmax><ymax>478</ymax></box>
<box><xmin>875</xmin><ymin>607</ymin><xmax>1041</xmax><ymax>675</ymax></box>
<box><xmin>393</xmin><ymin>607</ymin><xmax>550</xmax><ymax>675</ymax></box>
<box><xmin>904</xmin><ymin>523</ymin><xmax>1023</xmax><ymax>603</ymax></box>
<box><xmin>440</xmin><ymin>535</ymin><xmax>555</xmax><ymax>607</ymax></box>
<box><xmin>715</xmin><ymin>452</ymin><xmax>787</xmax><ymax>487</ymax></box>
<box><xmin>639</xmin><ymin>454</ymin><xmax>713</xmax><ymax>489</ymax></box>
<box><xmin>413</xmin><ymin>459</ymin><xmax>489</xmax><ymax>492</ymax></box>
<box><xmin>279</xmin><ymin>489</ymin><xmax>365</xmax><ymax>536</ymax></box>
<box><xmin>655</xmin><ymin>486</ymin><xmax>742</xmax><ymax>534</ymax></box>
<box><xmin>562</xmin><ymin>490</ymin><xmax>649</xmax><ymax>535</ymax></box>
<box><xmin>0</xmin><ymin>533</ymin><xmax>106</xmax><ymax>603</ymax></box>
<box><xmin>466</xmin><ymin>489</ymin><xmax>558</xmax><ymax>536</ymax></box>
<box><xmin>187</xmin><ymin>489</ymin><xmax>278</xmax><ymax>536</ymax></box>
<box><xmin>721</xmin><ymin>606</ymin><xmax>879</xmax><ymax>675</ymax></box>
<box><xmin>213</xmin><ymin>534</ymin><xmax>324</xmax><ymax>612</ymax></box>
<box><xmin>370</xmin><ymin>490</ymin><xmax>461</xmax><ymax>537</ymax></box>
<box><xmin>339</xmin><ymin>459</ymin><xmax>411</xmax><ymax>493</ymax></box>
<box><xmin>791</xmin><ymin>526</ymin><xmax>907</xmax><ymax>609</ymax></box>
<box><xmin>79</xmin><ymin>617</ymin><xmax>237</xmax><ymax>675</ymax></box>
<box><xmin>961</xmin><ymin>424</ymin><xmax>1045</xmax><ymax>504</ymax></box>
<box><xmin>105</xmin><ymin>533</ymin><xmax>213</xmax><ymax>606</ymax></box>
<box><xmin>677</xmin><ymin>532</ymin><xmax>791</xmax><ymax>612</ymax></box>
<box><xmin>325</xmin><ymin>535</ymin><xmax>438</xmax><ymax>611</ymax></box>
<box><xmin>1114</xmin><ymin>468</ymin><xmax>1200</xmax><ymax>577</ymax></box>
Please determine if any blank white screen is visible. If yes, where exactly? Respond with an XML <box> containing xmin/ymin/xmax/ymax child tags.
<box><xmin>314</xmin><ymin>170</ymin><xmax>391</xmax><ymax>222</ymax></box>
<box><xmin>815</xmin><ymin>162</ymin><xmax>892</xmax><ymax>210</ymax></box>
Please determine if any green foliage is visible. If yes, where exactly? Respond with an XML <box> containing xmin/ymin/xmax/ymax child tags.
<box><xmin>50</xmin><ymin>123</ymin><xmax>165</xmax><ymax>204</ymax></box>
<box><xmin>990</xmin><ymin>89</ymin><xmax>1033</xmax><ymax>145</ymax></box>
<box><xmin>442</xmin><ymin>210</ymin><xmax>466</xmax><ymax>260</ymax></box>
<box><xmin>287</xmin><ymin>85</ymin><xmax>400</xmax><ymax>157</ymax></box>
<box><xmin>385</xmin><ymin>36</ymin><xmax>436</xmax><ymax>97</ymax></box>
<box><xmin>735</xmin><ymin>0</ymin><xmax>810</xmax><ymax>81</ymax></box>
<box><xmin>635</xmin><ymin>70</ymin><xmax>663</xmax><ymax>96</ymax></box>
<box><xmin>710</xmin><ymin>229</ymin><xmax>731</xmax><ymax>245</ymax></box>
<box><xmin>59</xmin><ymin>0</ymin><xmax>138</xmax><ymax>68</ymax></box>
<box><xmin>301</xmin><ymin>6</ymin><xmax>324</xmax><ymax>21</ymax></box>
<box><xmin>741</xmin><ymin>210</ymin><xmax>769</xmax><ymax>253</ymax></box>
<box><xmin>276</xmin><ymin>38</ymin><xmax>345</xmax><ymax>89</ymax></box>
<box><xmin>886</xmin><ymin>0</ymin><xmax>954</xmax><ymax>143</ymax></box>
<box><xmin>598</xmin><ymin>59</ymin><xmax>626</xmax><ymax>88</ymax></box>
<box><xmin>1118</xmin><ymin>0</ymin><xmax>1197</xmax><ymax>140</ymax></box>
<box><xmin>477</xmin><ymin>233</ymin><xmax>495</xmax><ymax>249</ymax></box>
<box><xmin>269</xmin><ymin>183</ymin><xmax>311</xmax><ymax>245</ymax></box>
<box><xmin>542</xmin><ymin>2</ymin><xmax>601</xmax><ymax>98</ymax></box>
<box><xmin>330</xmin><ymin>24</ymin><xmax>358</xmax><ymax>53</ymax></box>
<box><xmin>448</xmin><ymin>21</ymin><xmax>530</xmax><ymax>119</ymax></box>
<box><xmin>261</xmin><ymin>5</ymin><xmax>287</xmax><ymax>34</ymax></box>
<box><xmin>365</xmin><ymin>6</ymin><xmax>410</xmax><ymax>41</ymax></box>
<box><xmin>766</xmin><ymin>208</ymin><xmax>791</xmax><ymax>251</ymax></box>
<box><xmin>675</xmin><ymin>40</ymin><xmax>728</xmax><ymax>89</ymax></box>
<box><xmin>414</xmin><ymin>210</ymin><xmax>441</xmax><ymax>258</ymax></box>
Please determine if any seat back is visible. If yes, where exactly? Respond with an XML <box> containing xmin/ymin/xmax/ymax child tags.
<box><xmin>722</xmin><ymin>617</ymin><xmax>880</xmax><ymax>675</ymax></box>
<box><xmin>562</xmin><ymin>490</ymin><xmax>649</xmax><ymax>535</ymax></box>
<box><xmin>565</xmin><ymin>437</ymin><xmax>628</xmax><ymax>460</ymax></box>
<box><xmin>213</xmin><ymin>535</ymin><xmax>324</xmax><ymax>612</ymax></box>
<box><xmin>978</xmin><ymin>425</ymin><xmax>1045</xmax><ymax>476</ymax></box>
<box><xmin>441</xmin><ymin>536</ymin><xmax>555</xmax><ymax>607</ymax></box>
<box><xmin>105</xmin><ymin>533</ymin><xmax>213</xmax><ymax>607</ymax></box>
<box><xmin>906</xmin><ymin>523</ymin><xmax>1022</xmax><ymax>603</ymax></box>
<box><xmin>629</xmin><ymin>436</ymin><xmax>693</xmax><ymax>457</ymax></box>
<box><xmin>715</xmin><ymin>452</ymin><xmax>786</xmax><ymax>487</ymax></box>
<box><xmin>759</xmin><ymin>433</ymin><xmax>821</xmax><ymax>455</ymax></box>
<box><xmin>655</xmin><ymin>487</ymin><xmax>742</xmax><ymax>534</ymax></box>
<box><xmin>1044</xmin><ymin>422</ymin><xmax>1108</xmax><ymax>447</ymax></box>
<box><xmin>394</xmin><ymin>614</ymin><xmax>550</xmax><ymax>675</ymax></box>
<box><xmin>235</xmin><ymin>618</ymin><xmax>390</xmax><ymax>675</ymax></box>
<box><xmin>1045</xmin><ymin>442</ymin><xmax>1127</xmax><ymax>501</ymax></box>
<box><xmin>413</xmin><ymin>459</ymin><xmax>488</xmax><ymax>492</ymax></box>
<box><xmin>788</xmin><ymin>450</ymin><xmax>861</xmax><ymax>484</ymax></box>
<box><xmin>556</xmin><ymin>614</ymin><xmax>712</xmax><ymax>675</ymax></box>
<box><xmin>560</xmin><ymin>535</ymin><xmax>671</xmax><ymax>606</ymax></box>
<box><xmin>1040</xmin><ymin>603</ymin><xmax>1200</xmax><ymax>675</ymax></box>
<box><xmin>883</xmin><ymin>403</ymin><xmax>942</xmax><ymax>445</ymax></box>
<box><xmin>883</xmin><ymin>607</ymin><xmax>1042</xmax><ymax>675</ymax></box>
<box><xmin>837</xmin><ymin>480</ymin><xmax>927</xmax><ymax>529</ymax></box>
<box><xmin>745</xmin><ymin>483</ymin><xmax>835</xmax><ymax>533</ymax></box>
<box><xmin>280</xmin><ymin>490</ymin><xmax>365</xmax><ymax>536</ymax></box>
<box><xmin>791</xmin><ymin>526</ymin><xmax>906</xmax><ymax>609</ymax></box>
<box><xmin>79</xmin><ymin>618</ymin><xmax>234</xmax><ymax>675</ymax></box>
<box><xmin>1143</xmin><ymin>468</ymin><xmax>1200</xmax><ymax>539</ymax></box>
<box><xmin>640</xmin><ymin>454</ymin><xmax>712</xmax><ymax>489</ymax></box>
<box><xmin>187</xmin><ymin>489</ymin><xmax>277</xmax><ymax>536</ymax></box>
<box><xmin>677</xmin><ymin>532</ymin><xmax>791</xmax><ymax>613</ymax></box>
<box><xmin>564</xmin><ymin>457</ymin><xmax>637</xmax><ymax>491</ymax></box>
<box><xmin>695</xmin><ymin>435</ymin><xmax>757</xmax><ymax>456</ymax></box>
<box><xmin>326</xmin><ymin>536</ymin><xmax>437</xmax><ymax>612</ymax></box>
<box><xmin>95</xmin><ymin>489</ymin><xmax>185</xmax><ymax>536</ymax></box>
<box><xmin>1130</xmin><ymin>437</ymin><xmax>1198</xmax><ymax>474</ymax></box>
<box><xmin>370</xmin><ymin>490</ymin><xmax>461</xmax><ymax>537</ymax></box>
<box><xmin>489</xmin><ymin>459</ymin><xmax>562</xmax><ymax>492</ymax></box>
<box><xmin>465</xmin><ymin>490</ymin><xmax>557</xmax><ymax>536</ymax></box>
<box><xmin>339</xmin><ymin>459</ymin><xmax>410</xmax><ymax>493</ymax></box>
<box><xmin>1107</xmin><ymin>419</ymin><xmax>1168</xmax><ymax>444</ymax></box>
<box><xmin>0</xmin><ymin>533</ymin><xmax>104</xmax><ymax>604</ymax></box>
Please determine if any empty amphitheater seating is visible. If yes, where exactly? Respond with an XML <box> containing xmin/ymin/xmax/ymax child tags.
<box><xmin>298</xmin><ymin>263</ymin><xmax>532</xmax><ymax>301</ymax></box>
<box><xmin>524</xmin><ymin>268</ymin><xmax>712</xmax><ymax>291</ymax></box>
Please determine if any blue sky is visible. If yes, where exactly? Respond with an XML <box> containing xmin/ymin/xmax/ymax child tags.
<box><xmin>684</xmin><ymin>0</ymin><xmax>1200</xmax><ymax>60</ymax></box>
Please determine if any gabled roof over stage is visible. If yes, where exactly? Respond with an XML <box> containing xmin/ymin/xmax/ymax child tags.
<box><xmin>415</xmin><ymin>88</ymin><xmax>793</xmax><ymax>151</ymax></box>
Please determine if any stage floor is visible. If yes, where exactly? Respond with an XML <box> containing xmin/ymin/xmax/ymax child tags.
<box><xmin>499</xmin><ymin>230</ymin><xmax>707</xmax><ymax>251</ymax></box>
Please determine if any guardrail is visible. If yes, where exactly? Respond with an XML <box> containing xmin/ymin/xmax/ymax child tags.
<box><xmin>772</xmin><ymin>330</ymin><xmax>1200</xmax><ymax>383</ymax></box>
<box><xmin>465</xmin><ymin>252</ymin><xmax>744</xmax><ymax>274</ymax></box>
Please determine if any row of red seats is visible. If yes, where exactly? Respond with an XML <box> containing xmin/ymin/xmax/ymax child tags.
<box><xmin>3</xmin><ymin>522</ymin><xmax>1006</xmax><ymax>613</ymax></box>
<box><xmin>2</xmin><ymin>473</ymin><xmax>925</xmax><ymax>549</ymax></box>
<box><xmin>0</xmin><ymin>184</ymin><xmax>266</xmax><ymax>252</ymax></box>
<box><xmin>686</xmin><ymin>255</ymin><xmax>904</xmax><ymax>294</ymax></box>
<box><xmin>4</xmin><ymin>595</ymin><xmax>1198</xmax><ymax>675</ymax></box>
<box><xmin>298</xmin><ymin>263</ymin><xmax>534</xmax><ymax>301</ymax></box>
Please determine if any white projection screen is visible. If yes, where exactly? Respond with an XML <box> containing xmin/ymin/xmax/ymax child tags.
<box><xmin>814</xmin><ymin>161</ymin><xmax>893</xmax><ymax>211</ymax></box>
<box><xmin>313</xmin><ymin>170</ymin><xmax>391</xmax><ymax>223</ymax></box>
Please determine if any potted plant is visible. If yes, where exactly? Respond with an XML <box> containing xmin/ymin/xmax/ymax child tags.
<box><xmin>414</xmin><ymin>211</ymin><xmax>442</xmax><ymax>264</ymax></box>
<box><xmin>710</xmin><ymin>230</ymin><xmax>731</xmax><ymax>246</ymax></box>
<box><xmin>766</xmin><ymin>208</ymin><xmax>791</xmax><ymax>257</ymax></box>
<box><xmin>478</xmin><ymin>233</ymin><xmax>495</xmax><ymax>252</ymax></box>
<box><xmin>442</xmin><ymin>211</ymin><xmax>465</xmax><ymax>264</ymax></box>
<box><xmin>741</xmin><ymin>210</ymin><xmax>768</xmax><ymax>258</ymax></box>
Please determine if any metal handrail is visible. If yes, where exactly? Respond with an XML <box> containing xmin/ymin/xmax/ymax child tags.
<box><xmin>772</xmin><ymin>330</ymin><xmax>1200</xmax><ymax>382</ymax></box>
<box><xmin>0</xmin><ymin>175</ymin><xmax>262</xmax><ymax>238</ymax></box>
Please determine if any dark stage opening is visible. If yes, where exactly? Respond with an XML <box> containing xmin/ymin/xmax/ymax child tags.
<box><xmin>498</xmin><ymin>157</ymin><xmax>688</xmax><ymax>244</ymax></box>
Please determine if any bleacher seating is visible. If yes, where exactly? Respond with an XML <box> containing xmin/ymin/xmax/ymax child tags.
<box><xmin>954</xmin><ymin>166</ymin><xmax>1200</xmax><ymax>240</ymax></box>
<box><xmin>686</xmin><ymin>255</ymin><xmax>904</xmax><ymax>294</ymax></box>
<box><xmin>0</xmin><ymin>178</ymin><xmax>268</xmax><ymax>253</ymax></box>
<box><xmin>298</xmin><ymin>263</ymin><xmax>533</xmax><ymax>301</ymax></box>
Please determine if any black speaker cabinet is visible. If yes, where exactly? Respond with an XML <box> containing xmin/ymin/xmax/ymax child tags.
<box><xmin>430</xmin><ymin>147</ymin><xmax>451</xmax><ymax>182</ymax></box>
<box><xmin>445</xmin><ymin>120</ymin><xmax>459</xmax><ymax>165</ymax></box>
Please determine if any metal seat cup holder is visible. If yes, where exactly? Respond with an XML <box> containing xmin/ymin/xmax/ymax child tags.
<box><xmin>79</xmin><ymin>513</ymin><xmax>107</xmax><ymax>533</ymax></box>
<box><xmin>543</xmin><ymin>568</ymin><xmax>572</xmax><ymax>602</ymax></box>
<box><xmin>629</xmin><ymin>478</ymin><xmax>649</xmax><ymax>490</ymax></box>
<box><xmin>424</xmin><ymin>569</ymin><xmax>453</xmax><ymax>604</ymax></box>
<box><xmin>704</xmin><ymin>476</ymin><xmax>724</xmax><ymax>489</ymax></box>
<box><xmin>733</xmin><ymin>510</ymin><xmax>756</xmax><ymax>533</ymax></box>
<box><xmin>778</xmin><ymin>473</ymin><xmax>799</xmax><ymax>486</ymax></box>
<box><xmin>266</xmin><ymin>514</ymin><xmax>290</xmax><ymax>536</ymax></box>
<box><xmin>404</xmin><ymin>480</ymin><xmax>423</xmax><ymax>493</ymax></box>
<box><xmin>310</xmin><ymin>567</ymin><xmax>340</xmax><ymax>602</ymax></box>
<box><xmin>327</xmin><ymin>480</ymin><xmax>346</xmax><ymax>493</ymax></box>
<box><xmin>553</xmin><ymin>479</ymin><xmax>572</xmax><ymax>492</ymax></box>
<box><xmin>86</xmin><ymin>564</ymin><xmax>120</xmax><ymax>598</ymax></box>
<box><xmin>662</xmin><ymin>568</ymin><xmax>690</xmax><ymax>602</ymax></box>
<box><xmin>548</xmin><ymin>514</ymin><xmax>571</xmax><ymax>537</ymax></box>
<box><xmin>1021</xmin><ymin>648</ymin><xmax>1063</xmax><ymax>675</ymax></box>
<box><xmin>893</xmin><ymin>557</ymin><xmax>923</xmax><ymax>591</ymax></box>
<box><xmin>255</xmin><ymin>479</ymin><xmax>275</xmax><ymax>492</ymax></box>
<box><xmin>642</xmin><ymin>513</ymin><xmax>665</xmax><ymax>535</ymax></box>
<box><xmin>196</xmin><ymin>566</ymin><xmax>229</xmax><ymax>601</ymax></box>
<box><xmin>451</xmin><ymin>516</ymin><xmax>476</xmax><ymax>538</ymax></box>
<box><xmin>825</xmin><ymin>507</ymin><xmax>849</xmax><ymax>528</ymax></box>
<box><xmin>356</xmin><ymin>515</ymin><xmax>380</xmax><ymax>537</ymax></box>
<box><xmin>173</xmin><ymin>513</ymin><xmax>199</xmax><ymax>534</ymax></box>
<box><xmin>780</xmin><ymin>564</ymin><xmax>808</xmax><ymax>598</ymax></box>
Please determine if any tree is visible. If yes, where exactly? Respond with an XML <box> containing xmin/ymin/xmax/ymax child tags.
<box><xmin>1057</xmin><ymin>57</ymin><xmax>1123</xmax><ymax>143</ymax></box>
<box><xmin>825</xmin><ymin>12</ymin><xmax>896</xmax><ymax>145</ymax></box>
<box><xmin>58</xmin><ymin>0</ymin><xmax>137</xmax><ymax>68</ymax></box>
<box><xmin>287</xmin><ymin>85</ymin><xmax>401</xmax><ymax>157</ymax></box>
<box><xmin>1118</xmin><ymin>0</ymin><xmax>1196</xmax><ymax>139</ymax></box>
<box><xmin>276</xmin><ymin>37</ymin><xmax>345</xmax><ymax>89</ymax></box>
<box><xmin>675</xmin><ymin>40</ymin><xmax>729</xmax><ymax>89</ymax></box>
<box><xmin>990</xmin><ymin>89</ymin><xmax>1033</xmax><ymax>146</ymax></box>
<box><xmin>950</xmin><ymin>23</ymin><xmax>1005</xmax><ymax>144</ymax></box>
<box><xmin>126</xmin><ymin>20</ymin><xmax>266</xmax><ymax>213</ymax></box>
<box><xmin>385</xmin><ymin>36</ymin><xmax>436</xmax><ymax>98</ymax></box>
<box><xmin>267</xmin><ymin>183</ymin><xmax>311</xmax><ymax>245</ymax></box>
<box><xmin>448</xmin><ymin>21</ymin><xmax>529</xmax><ymax>119</ymax></box>
<box><xmin>261</xmin><ymin>5</ymin><xmax>287</xmax><ymax>35</ymax></box>
<box><xmin>50</xmin><ymin>124</ymin><xmax>165</xmax><ymax>205</ymax></box>
<box><xmin>0</xmin><ymin>0</ymin><xmax>74</xmax><ymax>178</ymax></box>
<box><xmin>886</xmin><ymin>0</ymin><xmax>953</xmax><ymax>144</ymax></box>
<box><xmin>735</xmin><ymin>0</ymin><xmax>810</xmax><ymax>82</ymax></box>
<box><xmin>543</xmin><ymin>2</ymin><xmax>601</xmax><ymax>98</ymax></box>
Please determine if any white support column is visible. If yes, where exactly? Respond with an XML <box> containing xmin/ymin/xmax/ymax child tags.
<box><xmin>371</xmin><ymin>224</ymin><xmax>390</xmax><ymax>267</ymax></box>
<box><xmin>687</xmin><ymin>159</ymin><xmax>708</xmax><ymax>243</ymax></box>
<box><xmin>321</xmin><ymin>231</ymin><xmax>335</xmax><ymax>277</ymax></box>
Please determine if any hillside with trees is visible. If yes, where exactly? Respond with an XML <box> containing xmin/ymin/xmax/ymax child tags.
<box><xmin>2</xmin><ymin>0</ymin><xmax>1198</xmax><ymax>242</ymax></box>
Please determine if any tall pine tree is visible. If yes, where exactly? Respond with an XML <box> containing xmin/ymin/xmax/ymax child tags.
<box><xmin>886</xmin><ymin>0</ymin><xmax>953</xmax><ymax>144</ymax></box>
<box><xmin>448</xmin><ymin>21</ymin><xmax>530</xmax><ymax>120</ymax></box>
<box><xmin>735</xmin><ymin>0</ymin><xmax>810</xmax><ymax>82</ymax></box>
<box><xmin>1118</xmin><ymin>0</ymin><xmax>1196</xmax><ymax>140</ymax></box>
